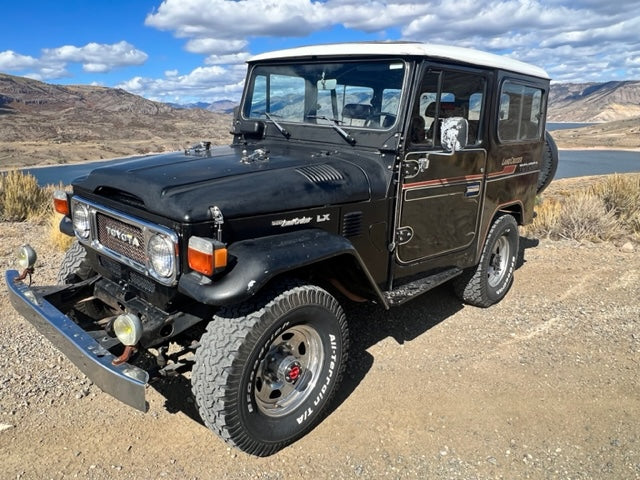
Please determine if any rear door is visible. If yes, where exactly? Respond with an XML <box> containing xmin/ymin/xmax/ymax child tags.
<box><xmin>396</xmin><ymin>67</ymin><xmax>489</xmax><ymax>263</ymax></box>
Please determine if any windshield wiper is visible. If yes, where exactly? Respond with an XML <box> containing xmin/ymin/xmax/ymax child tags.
<box><xmin>307</xmin><ymin>115</ymin><xmax>356</xmax><ymax>145</ymax></box>
<box><xmin>262</xmin><ymin>112</ymin><xmax>290</xmax><ymax>139</ymax></box>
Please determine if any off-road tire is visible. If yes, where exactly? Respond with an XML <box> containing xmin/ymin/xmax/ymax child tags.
<box><xmin>57</xmin><ymin>240</ymin><xmax>94</xmax><ymax>284</ymax></box>
<box><xmin>537</xmin><ymin>130</ymin><xmax>559</xmax><ymax>194</ymax></box>
<box><xmin>453</xmin><ymin>214</ymin><xmax>519</xmax><ymax>307</ymax></box>
<box><xmin>57</xmin><ymin>240</ymin><xmax>104</xmax><ymax>317</ymax></box>
<box><xmin>192</xmin><ymin>282</ymin><xmax>349</xmax><ymax>456</ymax></box>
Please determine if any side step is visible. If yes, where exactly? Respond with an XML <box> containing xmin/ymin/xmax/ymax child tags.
<box><xmin>384</xmin><ymin>267</ymin><xmax>462</xmax><ymax>306</ymax></box>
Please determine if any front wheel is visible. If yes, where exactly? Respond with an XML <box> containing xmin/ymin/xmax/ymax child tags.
<box><xmin>453</xmin><ymin>214</ymin><xmax>519</xmax><ymax>307</ymax></box>
<box><xmin>192</xmin><ymin>283</ymin><xmax>349</xmax><ymax>456</ymax></box>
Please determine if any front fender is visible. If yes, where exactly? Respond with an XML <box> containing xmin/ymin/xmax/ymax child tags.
<box><xmin>178</xmin><ymin>229</ymin><xmax>387</xmax><ymax>307</ymax></box>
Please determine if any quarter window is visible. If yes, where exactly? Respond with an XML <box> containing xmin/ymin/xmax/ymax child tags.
<box><xmin>498</xmin><ymin>81</ymin><xmax>543</xmax><ymax>142</ymax></box>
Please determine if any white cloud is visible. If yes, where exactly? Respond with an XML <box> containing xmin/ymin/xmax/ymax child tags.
<box><xmin>42</xmin><ymin>41</ymin><xmax>148</xmax><ymax>72</ymax></box>
<box><xmin>0</xmin><ymin>41</ymin><xmax>148</xmax><ymax>80</ymax></box>
<box><xmin>116</xmin><ymin>64</ymin><xmax>247</xmax><ymax>103</ymax></box>
<box><xmin>185</xmin><ymin>38</ymin><xmax>249</xmax><ymax>55</ymax></box>
<box><xmin>0</xmin><ymin>50</ymin><xmax>39</xmax><ymax>70</ymax></box>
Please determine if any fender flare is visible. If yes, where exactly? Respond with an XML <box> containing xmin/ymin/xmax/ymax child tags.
<box><xmin>178</xmin><ymin>229</ymin><xmax>387</xmax><ymax>307</ymax></box>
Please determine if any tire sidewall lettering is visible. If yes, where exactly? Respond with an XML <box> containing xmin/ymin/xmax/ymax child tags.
<box><xmin>242</xmin><ymin>304</ymin><xmax>343</xmax><ymax>436</ymax></box>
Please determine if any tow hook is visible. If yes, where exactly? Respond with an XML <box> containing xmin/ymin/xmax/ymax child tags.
<box><xmin>113</xmin><ymin>345</ymin><xmax>137</xmax><ymax>366</ymax></box>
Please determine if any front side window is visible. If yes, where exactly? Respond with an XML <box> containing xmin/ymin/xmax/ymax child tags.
<box><xmin>409</xmin><ymin>69</ymin><xmax>486</xmax><ymax>146</ymax></box>
<box><xmin>243</xmin><ymin>60</ymin><xmax>406</xmax><ymax>130</ymax></box>
<box><xmin>498</xmin><ymin>81</ymin><xmax>544</xmax><ymax>142</ymax></box>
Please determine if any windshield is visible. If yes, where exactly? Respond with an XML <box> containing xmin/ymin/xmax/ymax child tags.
<box><xmin>243</xmin><ymin>60</ymin><xmax>406</xmax><ymax>130</ymax></box>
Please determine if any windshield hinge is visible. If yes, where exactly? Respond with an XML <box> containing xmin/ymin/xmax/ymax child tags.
<box><xmin>210</xmin><ymin>206</ymin><xmax>224</xmax><ymax>242</ymax></box>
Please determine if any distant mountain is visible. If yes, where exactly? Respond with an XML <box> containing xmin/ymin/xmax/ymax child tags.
<box><xmin>166</xmin><ymin>100</ymin><xmax>238</xmax><ymax>114</ymax></box>
<box><xmin>549</xmin><ymin>81</ymin><xmax>640</xmax><ymax>122</ymax></box>
<box><xmin>207</xmin><ymin>100</ymin><xmax>237</xmax><ymax>114</ymax></box>
<box><xmin>167</xmin><ymin>101</ymin><xmax>212</xmax><ymax>110</ymax></box>
<box><xmin>0</xmin><ymin>73</ymin><xmax>232</xmax><ymax>168</ymax></box>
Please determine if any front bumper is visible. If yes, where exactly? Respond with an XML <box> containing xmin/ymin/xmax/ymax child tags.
<box><xmin>5</xmin><ymin>269</ymin><xmax>148</xmax><ymax>411</ymax></box>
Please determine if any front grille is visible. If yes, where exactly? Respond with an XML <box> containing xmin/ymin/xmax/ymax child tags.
<box><xmin>96</xmin><ymin>213</ymin><xmax>146</xmax><ymax>265</ymax></box>
<box><xmin>129</xmin><ymin>272</ymin><xmax>156</xmax><ymax>294</ymax></box>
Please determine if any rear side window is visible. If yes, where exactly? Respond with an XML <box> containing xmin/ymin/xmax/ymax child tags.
<box><xmin>498</xmin><ymin>81</ymin><xmax>543</xmax><ymax>142</ymax></box>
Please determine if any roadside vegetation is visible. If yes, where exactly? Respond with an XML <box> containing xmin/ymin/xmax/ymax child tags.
<box><xmin>0</xmin><ymin>170</ymin><xmax>73</xmax><ymax>251</ymax></box>
<box><xmin>527</xmin><ymin>173</ymin><xmax>640</xmax><ymax>242</ymax></box>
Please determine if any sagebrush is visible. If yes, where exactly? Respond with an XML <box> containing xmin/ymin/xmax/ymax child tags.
<box><xmin>528</xmin><ymin>174</ymin><xmax>640</xmax><ymax>241</ymax></box>
<box><xmin>0</xmin><ymin>170</ymin><xmax>51</xmax><ymax>222</ymax></box>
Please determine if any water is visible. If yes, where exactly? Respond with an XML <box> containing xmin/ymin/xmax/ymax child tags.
<box><xmin>547</xmin><ymin>122</ymin><xmax>597</xmax><ymax>131</ymax></box>
<box><xmin>556</xmin><ymin>149</ymin><xmax>640</xmax><ymax>179</ymax></box>
<box><xmin>21</xmin><ymin>149</ymin><xmax>640</xmax><ymax>186</ymax></box>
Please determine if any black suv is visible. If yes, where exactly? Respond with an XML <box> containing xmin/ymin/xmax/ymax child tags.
<box><xmin>7</xmin><ymin>42</ymin><xmax>557</xmax><ymax>456</ymax></box>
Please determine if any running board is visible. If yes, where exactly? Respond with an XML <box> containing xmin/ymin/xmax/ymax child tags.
<box><xmin>384</xmin><ymin>267</ymin><xmax>462</xmax><ymax>306</ymax></box>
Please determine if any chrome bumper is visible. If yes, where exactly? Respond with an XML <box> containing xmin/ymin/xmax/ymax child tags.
<box><xmin>5</xmin><ymin>269</ymin><xmax>148</xmax><ymax>412</ymax></box>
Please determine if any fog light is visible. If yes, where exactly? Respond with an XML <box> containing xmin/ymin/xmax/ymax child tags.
<box><xmin>17</xmin><ymin>244</ymin><xmax>37</xmax><ymax>269</ymax></box>
<box><xmin>113</xmin><ymin>313</ymin><xmax>143</xmax><ymax>346</ymax></box>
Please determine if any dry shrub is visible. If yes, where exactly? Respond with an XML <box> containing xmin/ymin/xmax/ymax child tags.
<box><xmin>0</xmin><ymin>170</ymin><xmax>50</xmax><ymax>222</ymax></box>
<box><xmin>555</xmin><ymin>191</ymin><xmax>621</xmax><ymax>241</ymax></box>
<box><xmin>590</xmin><ymin>174</ymin><xmax>640</xmax><ymax>235</ymax></box>
<box><xmin>49</xmin><ymin>210</ymin><xmax>74</xmax><ymax>252</ymax></box>
<box><xmin>528</xmin><ymin>198</ymin><xmax>562</xmax><ymax>239</ymax></box>
<box><xmin>527</xmin><ymin>174</ymin><xmax>640</xmax><ymax>241</ymax></box>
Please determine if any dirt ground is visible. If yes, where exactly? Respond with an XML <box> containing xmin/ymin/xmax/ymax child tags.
<box><xmin>1</xmin><ymin>213</ymin><xmax>639</xmax><ymax>478</ymax></box>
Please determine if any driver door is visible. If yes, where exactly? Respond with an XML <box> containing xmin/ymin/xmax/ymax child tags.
<box><xmin>396</xmin><ymin>68</ymin><xmax>488</xmax><ymax>263</ymax></box>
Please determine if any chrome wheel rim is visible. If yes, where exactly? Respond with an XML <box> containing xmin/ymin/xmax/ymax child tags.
<box><xmin>487</xmin><ymin>235</ymin><xmax>510</xmax><ymax>288</ymax></box>
<box><xmin>254</xmin><ymin>324</ymin><xmax>324</xmax><ymax>417</ymax></box>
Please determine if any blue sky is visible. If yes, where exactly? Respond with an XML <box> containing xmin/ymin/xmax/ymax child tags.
<box><xmin>2</xmin><ymin>0</ymin><xmax>640</xmax><ymax>103</ymax></box>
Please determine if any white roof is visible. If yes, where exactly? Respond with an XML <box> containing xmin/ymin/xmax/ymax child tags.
<box><xmin>249</xmin><ymin>42</ymin><xmax>549</xmax><ymax>80</ymax></box>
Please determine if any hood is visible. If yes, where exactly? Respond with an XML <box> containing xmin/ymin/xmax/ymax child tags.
<box><xmin>73</xmin><ymin>145</ymin><xmax>379</xmax><ymax>222</ymax></box>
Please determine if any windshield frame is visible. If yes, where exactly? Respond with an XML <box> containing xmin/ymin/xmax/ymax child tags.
<box><xmin>240</xmin><ymin>58</ymin><xmax>409</xmax><ymax>138</ymax></box>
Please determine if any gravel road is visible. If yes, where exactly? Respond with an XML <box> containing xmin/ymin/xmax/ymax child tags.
<box><xmin>1</xmin><ymin>221</ymin><xmax>639</xmax><ymax>479</ymax></box>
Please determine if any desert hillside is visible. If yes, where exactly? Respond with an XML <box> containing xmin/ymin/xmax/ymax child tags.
<box><xmin>548</xmin><ymin>80</ymin><xmax>640</xmax><ymax>122</ymax></box>
<box><xmin>0</xmin><ymin>73</ymin><xmax>231</xmax><ymax>168</ymax></box>
<box><xmin>551</xmin><ymin>116</ymin><xmax>640</xmax><ymax>149</ymax></box>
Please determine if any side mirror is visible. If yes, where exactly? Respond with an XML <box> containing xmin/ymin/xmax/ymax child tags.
<box><xmin>441</xmin><ymin>117</ymin><xmax>468</xmax><ymax>153</ymax></box>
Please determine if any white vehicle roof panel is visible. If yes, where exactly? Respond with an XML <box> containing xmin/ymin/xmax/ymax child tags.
<box><xmin>249</xmin><ymin>42</ymin><xmax>549</xmax><ymax>80</ymax></box>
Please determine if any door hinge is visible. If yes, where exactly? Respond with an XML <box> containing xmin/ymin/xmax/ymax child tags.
<box><xmin>395</xmin><ymin>227</ymin><xmax>413</xmax><ymax>245</ymax></box>
<box><xmin>402</xmin><ymin>157</ymin><xmax>430</xmax><ymax>179</ymax></box>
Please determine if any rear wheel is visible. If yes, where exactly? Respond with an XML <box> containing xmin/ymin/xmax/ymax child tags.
<box><xmin>453</xmin><ymin>214</ymin><xmax>519</xmax><ymax>307</ymax></box>
<box><xmin>192</xmin><ymin>283</ymin><xmax>349</xmax><ymax>456</ymax></box>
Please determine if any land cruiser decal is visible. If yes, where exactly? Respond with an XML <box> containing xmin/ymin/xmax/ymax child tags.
<box><xmin>272</xmin><ymin>216</ymin><xmax>313</xmax><ymax>227</ymax></box>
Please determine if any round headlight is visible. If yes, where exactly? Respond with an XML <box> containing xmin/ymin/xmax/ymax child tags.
<box><xmin>72</xmin><ymin>202</ymin><xmax>90</xmax><ymax>239</ymax></box>
<box><xmin>113</xmin><ymin>313</ymin><xmax>143</xmax><ymax>346</ymax></box>
<box><xmin>148</xmin><ymin>234</ymin><xmax>175</xmax><ymax>278</ymax></box>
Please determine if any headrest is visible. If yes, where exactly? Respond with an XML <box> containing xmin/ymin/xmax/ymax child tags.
<box><xmin>424</xmin><ymin>101</ymin><xmax>463</xmax><ymax>118</ymax></box>
<box><xmin>343</xmin><ymin>103</ymin><xmax>373</xmax><ymax>119</ymax></box>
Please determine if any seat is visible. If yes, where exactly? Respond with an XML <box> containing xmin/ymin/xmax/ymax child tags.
<box><xmin>342</xmin><ymin>104</ymin><xmax>373</xmax><ymax>126</ymax></box>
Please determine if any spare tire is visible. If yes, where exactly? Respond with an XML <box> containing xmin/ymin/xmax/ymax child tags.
<box><xmin>537</xmin><ymin>130</ymin><xmax>559</xmax><ymax>194</ymax></box>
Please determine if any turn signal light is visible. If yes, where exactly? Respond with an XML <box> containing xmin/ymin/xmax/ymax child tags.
<box><xmin>188</xmin><ymin>237</ymin><xmax>227</xmax><ymax>276</ymax></box>
<box><xmin>53</xmin><ymin>190</ymin><xmax>69</xmax><ymax>216</ymax></box>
